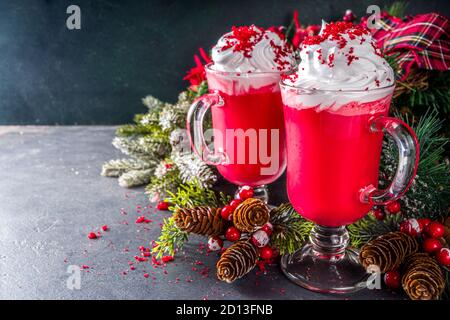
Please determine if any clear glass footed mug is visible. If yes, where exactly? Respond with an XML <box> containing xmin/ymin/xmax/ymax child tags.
<box><xmin>279</xmin><ymin>82</ymin><xmax>419</xmax><ymax>293</ymax></box>
<box><xmin>187</xmin><ymin>64</ymin><xmax>287</xmax><ymax>203</ymax></box>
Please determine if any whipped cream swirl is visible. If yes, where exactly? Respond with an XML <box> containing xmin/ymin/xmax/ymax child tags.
<box><xmin>284</xmin><ymin>21</ymin><xmax>394</xmax><ymax>91</ymax></box>
<box><xmin>211</xmin><ymin>25</ymin><xmax>297</xmax><ymax>73</ymax></box>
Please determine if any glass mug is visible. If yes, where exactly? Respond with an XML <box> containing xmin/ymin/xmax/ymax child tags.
<box><xmin>279</xmin><ymin>82</ymin><xmax>419</xmax><ymax>293</ymax></box>
<box><xmin>187</xmin><ymin>64</ymin><xmax>287</xmax><ymax>202</ymax></box>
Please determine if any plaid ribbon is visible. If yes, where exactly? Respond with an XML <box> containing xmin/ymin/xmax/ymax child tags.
<box><xmin>367</xmin><ymin>12</ymin><xmax>450</xmax><ymax>80</ymax></box>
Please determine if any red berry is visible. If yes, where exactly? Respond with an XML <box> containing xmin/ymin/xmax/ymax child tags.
<box><xmin>343</xmin><ymin>9</ymin><xmax>356</xmax><ymax>22</ymax></box>
<box><xmin>220</xmin><ymin>205</ymin><xmax>234</xmax><ymax>221</ymax></box>
<box><xmin>260</xmin><ymin>223</ymin><xmax>273</xmax><ymax>237</ymax></box>
<box><xmin>425</xmin><ymin>222</ymin><xmax>445</xmax><ymax>239</ymax></box>
<box><xmin>260</xmin><ymin>246</ymin><xmax>274</xmax><ymax>260</ymax></box>
<box><xmin>371</xmin><ymin>208</ymin><xmax>385</xmax><ymax>221</ymax></box>
<box><xmin>157</xmin><ymin>201</ymin><xmax>170</xmax><ymax>211</ymax></box>
<box><xmin>418</xmin><ymin>218</ymin><xmax>431</xmax><ymax>230</ymax></box>
<box><xmin>436</xmin><ymin>248</ymin><xmax>450</xmax><ymax>267</ymax></box>
<box><xmin>385</xmin><ymin>201</ymin><xmax>401</xmax><ymax>214</ymax></box>
<box><xmin>422</xmin><ymin>238</ymin><xmax>443</xmax><ymax>254</ymax></box>
<box><xmin>101</xmin><ymin>225</ymin><xmax>108</xmax><ymax>231</ymax></box>
<box><xmin>225</xmin><ymin>227</ymin><xmax>241</xmax><ymax>242</ymax></box>
<box><xmin>251</xmin><ymin>230</ymin><xmax>270</xmax><ymax>247</ymax></box>
<box><xmin>238</xmin><ymin>186</ymin><xmax>254</xmax><ymax>200</ymax></box>
<box><xmin>399</xmin><ymin>218</ymin><xmax>422</xmax><ymax>237</ymax></box>
<box><xmin>87</xmin><ymin>232</ymin><xmax>97</xmax><ymax>239</ymax></box>
<box><xmin>384</xmin><ymin>270</ymin><xmax>401</xmax><ymax>290</ymax></box>
<box><xmin>229</xmin><ymin>199</ymin><xmax>242</xmax><ymax>209</ymax></box>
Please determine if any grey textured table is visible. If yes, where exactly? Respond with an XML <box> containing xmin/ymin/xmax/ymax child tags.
<box><xmin>0</xmin><ymin>126</ymin><xmax>403</xmax><ymax>300</ymax></box>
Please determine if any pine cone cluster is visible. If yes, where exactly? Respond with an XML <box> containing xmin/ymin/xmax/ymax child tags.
<box><xmin>233</xmin><ymin>198</ymin><xmax>270</xmax><ymax>233</ymax></box>
<box><xmin>359</xmin><ymin>232</ymin><xmax>419</xmax><ymax>272</ymax></box>
<box><xmin>174</xmin><ymin>207</ymin><xmax>226</xmax><ymax>236</ymax></box>
<box><xmin>402</xmin><ymin>253</ymin><xmax>445</xmax><ymax>300</ymax></box>
<box><xmin>216</xmin><ymin>240</ymin><xmax>259</xmax><ymax>283</ymax></box>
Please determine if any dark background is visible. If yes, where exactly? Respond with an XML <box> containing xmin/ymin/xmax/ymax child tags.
<box><xmin>1</xmin><ymin>0</ymin><xmax>449</xmax><ymax>125</ymax></box>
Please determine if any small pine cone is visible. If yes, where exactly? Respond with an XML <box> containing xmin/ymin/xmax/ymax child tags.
<box><xmin>359</xmin><ymin>231</ymin><xmax>419</xmax><ymax>272</ymax></box>
<box><xmin>216</xmin><ymin>240</ymin><xmax>259</xmax><ymax>283</ymax></box>
<box><xmin>233</xmin><ymin>198</ymin><xmax>270</xmax><ymax>233</ymax></box>
<box><xmin>443</xmin><ymin>217</ymin><xmax>450</xmax><ymax>245</ymax></box>
<box><xmin>402</xmin><ymin>253</ymin><xmax>445</xmax><ymax>300</ymax></box>
<box><xmin>173</xmin><ymin>207</ymin><xmax>225</xmax><ymax>236</ymax></box>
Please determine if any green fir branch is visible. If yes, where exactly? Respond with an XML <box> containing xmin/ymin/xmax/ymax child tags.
<box><xmin>152</xmin><ymin>217</ymin><xmax>189</xmax><ymax>258</ymax></box>
<box><xmin>101</xmin><ymin>158</ymin><xmax>152</xmax><ymax>177</ymax></box>
<box><xmin>347</xmin><ymin>213</ymin><xmax>403</xmax><ymax>247</ymax></box>
<box><xmin>165</xmin><ymin>180</ymin><xmax>231</xmax><ymax>209</ymax></box>
<box><xmin>118</xmin><ymin>168</ymin><xmax>154</xmax><ymax>188</ymax></box>
<box><xmin>385</xmin><ymin>1</ymin><xmax>408</xmax><ymax>18</ymax></box>
<box><xmin>269</xmin><ymin>203</ymin><xmax>314</xmax><ymax>255</ymax></box>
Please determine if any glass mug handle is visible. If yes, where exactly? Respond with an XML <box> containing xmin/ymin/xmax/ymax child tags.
<box><xmin>186</xmin><ymin>93</ymin><xmax>228</xmax><ymax>165</ymax></box>
<box><xmin>360</xmin><ymin>116</ymin><xmax>420</xmax><ymax>205</ymax></box>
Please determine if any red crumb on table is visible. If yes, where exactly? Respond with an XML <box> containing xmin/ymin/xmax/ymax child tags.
<box><xmin>135</xmin><ymin>216</ymin><xmax>152</xmax><ymax>224</ymax></box>
<box><xmin>87</xmin><ymin>232</ymin><xmax>97</xmax><ymax>240</ymax></box>
<box><xmin>161</xmin><ymin>256</ymin><xmax>174</xmax><ymax>263</ymax></box>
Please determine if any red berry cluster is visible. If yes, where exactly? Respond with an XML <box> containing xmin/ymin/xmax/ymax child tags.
<box><xmin>399</xmin><ymin>218</ymin><xmax>450</xmax><ymax>267</ymax></box>
<box><xmin>207</xmin><ymin>186</ymin><xmax>276</xmax><ymax>262</ymax></box>
<box><xmin>371</xmin><ymin>200</ymin><xmax>402</xmax><ymax>221</ymax></box>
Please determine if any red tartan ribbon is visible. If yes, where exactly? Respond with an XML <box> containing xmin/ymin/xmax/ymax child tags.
<box><xmin>364</xmin><ymin>12</ymin><xmax>450</xmax><ymax>80</ymax></box>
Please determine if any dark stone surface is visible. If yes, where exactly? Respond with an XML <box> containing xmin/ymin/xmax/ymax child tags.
<box><xmin>1</xmin><ymin>0</ymin><xmax>449</xmax><ymax>125</ymax></box>
<box><xmin>0</xmin><ymin>126</ymin><xmax>405</xmax><ymax>300</ymax></box>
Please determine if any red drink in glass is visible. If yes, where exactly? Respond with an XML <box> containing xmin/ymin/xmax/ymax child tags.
<box><xmin>209</xmin><ymin>79</ymin><xmax>286</xmax><ymax>186</ymax></box>
<box><xmin>279</xmin><ymin>83</ymin><xmax>419</xmax><ymax>293</ymax></box>
<box><xmin>187</xmin><ymin>64</ymin><xmax>287</xmax><ymax>201</ymax></box>
<box><xmin>283</xmin><ymin>95</ymin><xmax>392</xmax><ymax>226</ymax></box>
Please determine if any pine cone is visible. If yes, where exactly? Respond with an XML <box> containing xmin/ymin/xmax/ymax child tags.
<box><xmin>402</xmin><ymin>253</ymin><xmax>445</xmax><ymax>300</ymax></box>
<box><xmin>173</xmin><ymin>207</ymin><xmax>225</xmax><ymax>236</ymax></box>
<box><xmin>359</xmin><ymin>232</ymin><xmax>419</xmax><ymax>272</ymax></box>
<box><xmin>216</xmin><ymin>240</ymin><xmax>259</xmax><ymax>283</ymax></box>
<box><xmin>443</xmin><ymin>217</ymin><xmax>450</xmax><ymax>245</ymax></box>
<box><xmin>233</xmin><ymin>198</ymin><xmax>270</xmax><ymax>233</ymax></box>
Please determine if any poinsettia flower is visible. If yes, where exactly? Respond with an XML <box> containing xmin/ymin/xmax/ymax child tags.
<box><xmin>183</xmin><ymin>48</ymin><xmax>211</xmax><ymax>91</ymax></box>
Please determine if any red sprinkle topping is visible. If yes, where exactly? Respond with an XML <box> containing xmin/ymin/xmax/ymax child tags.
<box><xmin>101</xmin><ymin>225</ymin><xmax>108</xmax><ymax>231</ymax></box>
<box><xmin>302</xmin><ymin>21</ymin><xmax>370</xmax><ymax>67</ymax></box>
<box><xmin>327</xmin><ymin>53</ymin><xmax>335</xmax><ymax>67</ymax></box>
<box><xmin>221</xmin><ymin>25</ymin><xmax>263</xmax><ymax>58</ymax></box>
<box><xmin>221</xmin><ymin>25</ymin><xmax>292</xmax><ymax>70</ymax></box>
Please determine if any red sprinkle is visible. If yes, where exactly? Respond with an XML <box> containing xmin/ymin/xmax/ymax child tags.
<box><xmin>135</xmin><ymin>216</ymin><xmax>152</xmax><ymax>224</ymax></box>
<box><xmin>87</xmin><ymin>232</ymin><xmax>97</xmax><ymax>240</ymax></box>
<box><xmin>162</xmin><ymin>256</ymin><xmax>174</xmax><ymax>263</ymax></box>
<box><xmin>221</xmin><ymin>25</ymin><xmax>263</xmax><ymax>58</ymax></box>
<box><xmin>143</xmin><ymin>273</ymin><xmax>149</xmax><ymax>278</ymax></box>
<box><xmin>101</xmin><ymin>225</ymin><xmax>108</xmax><ymax>231</ymax></box>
